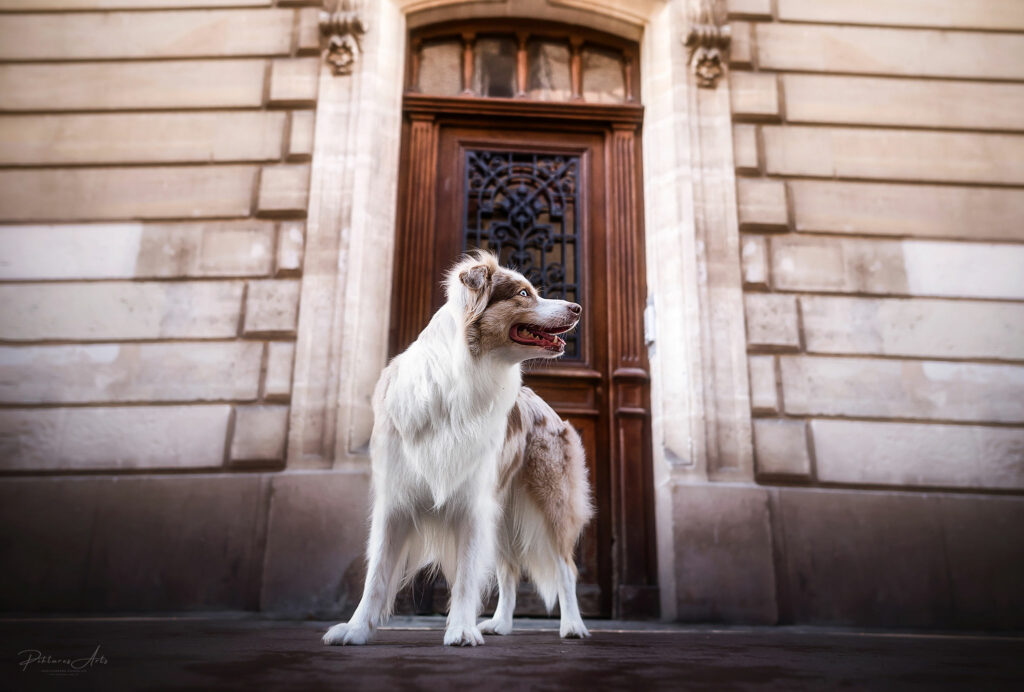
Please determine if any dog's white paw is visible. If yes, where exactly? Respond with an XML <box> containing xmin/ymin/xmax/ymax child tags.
<box><xmin>444</xmin><ymin>624</ymin><xmax>485</xmax><ymax>646</ymax></box>
<box><xmin>322</xmin><ymin>622</ymin><xmax>371</xmax><ymax>646</ymax></box>
<box><xmin>478</xmin><ymin>618</ymin><xmax>513</xmax><ymax>635</ymax></box>
<box><xmin>560</xmin><ymin>620</ymin><xmax>591</xmax><ymax>639</ymax></box>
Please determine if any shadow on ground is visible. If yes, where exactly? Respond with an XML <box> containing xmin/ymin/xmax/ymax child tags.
<box><xmin>1</xmin><ymin>616</ymin><xmax>1022</xmax><ymax>691</ymax></box>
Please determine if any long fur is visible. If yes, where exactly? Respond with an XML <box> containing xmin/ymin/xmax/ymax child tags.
<box><xmin>323</xmin><ymin>252</ymin><xmax>591</xmax><ymax>647</ymax></box>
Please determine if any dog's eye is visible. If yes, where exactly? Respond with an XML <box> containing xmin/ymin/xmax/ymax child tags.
<box><xmin>518</xmin><ymin>289</ymin><xmax>529</xmax><ymax>298</ymax></box>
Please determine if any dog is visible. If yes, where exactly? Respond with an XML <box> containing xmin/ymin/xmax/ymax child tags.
<box><xmin>323</xmin><ymin>251</ymin><xmax>592</xmax><ymax>646</ymax></box>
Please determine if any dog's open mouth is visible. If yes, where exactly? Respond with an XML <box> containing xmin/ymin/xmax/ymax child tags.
<box><xmin>509</xmin><ymin>324</ymin><xmax>573</xmax><ymax>352</ymax></box>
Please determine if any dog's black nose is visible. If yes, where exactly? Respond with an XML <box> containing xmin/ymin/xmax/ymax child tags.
<box><xmin>567</xmin><ymin>302</ymin><xmax>582</xmax><ymax>315</ymax></box>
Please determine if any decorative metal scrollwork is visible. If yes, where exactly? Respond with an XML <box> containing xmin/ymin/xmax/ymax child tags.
<box><xmin>463</xmin><ymin>149</ymin><xmax>582</xmax><ymax>359</ymax></box>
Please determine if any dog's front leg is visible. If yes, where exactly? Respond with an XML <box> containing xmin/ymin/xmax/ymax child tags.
<box><xmin>444</xmin><ymin>500</ymin><xmax>496</xmax><ymax>646</ymax></box>
<box><xmin>323</xmin><ymin>505</ymin><xmax>410</xmax><ymax>646</ymax></box>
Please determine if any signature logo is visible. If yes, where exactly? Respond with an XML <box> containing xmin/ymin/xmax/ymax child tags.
<box><xmin>17</xmin><ymin>645</ymin><xmax>108</xmax><ymax>677</ymax></box>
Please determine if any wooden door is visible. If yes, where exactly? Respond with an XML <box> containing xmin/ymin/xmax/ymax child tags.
<box><xmin>390</xmin><ymin>96</ymin><xmax>657</xmax><ymax>619</ymax></box>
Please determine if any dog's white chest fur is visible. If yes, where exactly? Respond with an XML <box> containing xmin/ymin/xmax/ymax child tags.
<box><xmin>374</xmin><ymin>304</ymin><xmax>520</xmax><ymax>508</ymax></box>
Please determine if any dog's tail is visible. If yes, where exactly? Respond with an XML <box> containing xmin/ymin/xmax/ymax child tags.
<box><xmin>505</xmin><ymin>485</ymin><xmax>561</xmax><ymax>613</ymax></box>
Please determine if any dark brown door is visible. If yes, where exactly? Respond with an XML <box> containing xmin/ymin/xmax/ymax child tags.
<box><xmin>390</xmin><ymin>97</ymin><xmax>657</xmax><ymax>619</ymax></box>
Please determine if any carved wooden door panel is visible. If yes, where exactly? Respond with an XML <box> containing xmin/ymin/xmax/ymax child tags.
<box><xmin>390</xmin><ymin>98</ymin><xmax>656</xmax><ymax>619</ymax></box>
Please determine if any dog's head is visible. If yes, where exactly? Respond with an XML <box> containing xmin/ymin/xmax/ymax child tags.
<box><xmin>445</xmin><ymin>251</ymin><xmax>581</xmax><ymax>361</ymax></box>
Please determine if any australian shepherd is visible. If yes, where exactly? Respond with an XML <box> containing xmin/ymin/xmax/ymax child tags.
<box><xmin>323</xmin><ymin>251</ymin><xmax>593</xmax><ymax>646</ymax></box>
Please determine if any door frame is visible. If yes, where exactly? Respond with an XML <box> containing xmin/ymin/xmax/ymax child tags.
<box><xmin>391</xmin><ymin>94</ymin><xmax>658</xmax><ymax>618</ymax></box>
<box><xmin>290</xmin><ymin>0</ymin><xmax>756</xmax><ymax>623</ymax></box>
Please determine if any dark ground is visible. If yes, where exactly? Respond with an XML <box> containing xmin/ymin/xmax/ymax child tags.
<box><xmin>1</xmin><ymin>616</ymin><xmax>1022</xmax><ymax>692</ymax></box>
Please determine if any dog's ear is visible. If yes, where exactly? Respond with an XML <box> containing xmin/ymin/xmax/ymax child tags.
<box><xmin>460</xmin><ymin>265</ymin><xmax>489</xmax><ymax>292</ymax></box>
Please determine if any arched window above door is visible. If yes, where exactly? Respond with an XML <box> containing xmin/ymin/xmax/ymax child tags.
<box><xmin>408</xmin><ymin>21</ymin><xmax>638</xmax><ymax>104</ymax></box>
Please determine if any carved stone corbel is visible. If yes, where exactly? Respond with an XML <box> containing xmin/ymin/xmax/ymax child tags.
<box><xmin>684</xmin><ymin>0</ymin><xmax>731</xmax><ymax>88</ymax></box>
<box><xmin>319</xmin><ymin>1</ymin><xmax>366</xmax><ymax>76</ymax></box>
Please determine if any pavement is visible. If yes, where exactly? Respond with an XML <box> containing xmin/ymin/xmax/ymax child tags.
<box><xmin>1</xmin><ymin>616</ymin><xmax>1022</xmax><ymax>691</ymax></box>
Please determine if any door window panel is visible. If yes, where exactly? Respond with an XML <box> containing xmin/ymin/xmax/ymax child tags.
<box><xmin>527</xmin><ymin>39</ymin><xmax>572</xmax><ymax>101</ymax></box>
<box><xmin>582</xmin><ymin>46</ymin><xmax>626</xmax><ymax>104</ymax></box>
<box><xmin>463</xmin><ymin>149</ymin><xmax>582</xmax><ymax>359</ymax></box>
<box><xmin>417</xmin><ymin>40</ymin><xmax>462</xmax><ymax>96</ymax></box>
<box><xmin>410</xmin><ymin>22</ymin><xmax>635</xmax><ymax>103</ymax></box>
<box><xmin>472</xmin><ymin>37</ymin><xmax>518</xmax><ymax>98</ymax></box>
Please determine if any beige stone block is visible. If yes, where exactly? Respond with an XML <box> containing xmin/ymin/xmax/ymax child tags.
<box><xmin>0</xmin><ymin>1</ymin><xmax>271</xmax><ymax>8</ymax></box>
<box><xmin>0</xmin><ymin>113</ymin><xmax>286</xmax><ymax>165</ymax></box>
<box><xmin>744</xmin><ymin>293</ymin><xmax>799</xmax><ymax>350</ymax></box>
<box><xmin>0</xmin><ymin>166</ymin><xmax>257</xmax><ymax>222</ymax></box>
<box><xmin>727</xmin><ymin>0</ymin><xmax>772</xmax><ymax>18</ymax></box>
<box><xmin>0</xmin><ymin>60</ymin><xmax>265</xmax><ymax>111</ymax></box>
<box><xmin>783</xmin><ymin>75</ymin><xmax>1024</xmax><ymax>132</ymax></box>
<box><xmin>231</xmin><ymin>405</ymin><xmax>289</xmax><ymax>461</ymax></box>
<box><xmin>0</xmin><ymin>222</ymin><xmax>274</xmax><ymax>281</ymax></box>
<box><xmin>0</xmin><ymin>405</ymin><xmax>230</xmax><ymax>471</ymax></box>
<box><xmin>779</xmin><ymin>355</ymin><xmax>1024</xmax><ymax>423</ymax></box>
<box><xmin>899</xmin><ymin>241</ymin><xmax>1024</xmax><ymax>300</ymax></box>
<box><xmin>269</xmin><ymin>58</ymin><xmax>320</xmax><ymax>105</ymax></box>
<box><xmin>772</xmin><ymin>235</ymin><xmax>1024</xmax><ymax>300</ymax></box>
<box><xmin>747</xmin><ymin>354</ymin><xmax>778</xmax><ymax>414</ymax></box>
<box><xmin>288</xmin><ymin>111</ymin><xmax>316</xmax><ymax>160</ymax></box>
<box><xmin>0</xmin><ymin>474</ymin><xmax>269</xmax><ymax>611</ymax></box>
<box><xmin>0</xmin><ymin>281</ymin><xmax>243</xmax><ymax>341</ymax></box>
<box><xmin>258</xmin><ymin>164</ymin><xmax>311</xmax><ymax>215</ymax></box>
<box><xmin>764</xmin><ymin>125</ymin><xmax>1024</xmax><ymax>186</ymax></box>
<box><xmin>801</xmin><ymin>296</ymin><xmax>1024</xmax><ymax>360</ymax></box>
<box><xmin>790</xmin><ymin>180</ymin><xmax>1024</xmax><ymax>242</ymax></box>
<box><xmin>728</xmin><ymin>21</ymin><xmax>754</xmax><ymax>68</ymax></box>
<box><xmin>264</xmin><ymin>341</ymin><xmax>295</xmax><ymax>399</ymax></box>
<box><xmin>260</xmin><ymin>471</ymin><xmax>370</xmax><ymax>615</ymax></box>
<box><xmin>0</xmin><ymin>10</ymin><xmax>292</xmax><ymax>61</ymax></box>
<box><xmin>740</xmin><ymin>234</ymin><xmax>768</xmax><ymax>288</ymax></box>
<box><xmin>297</xmin><ymin>7</ymin><xmax>320</xmax><ymax>52</ymax></box>
<box><xmin>189</xmin><ymin>221</ymin><xmax>275</xmax><ymax>277</ymax></box>
<box><xmin>777</xmin><ymin>0</ymin><xmax>1024</xmax><ymax>31</ymax></box>
<box><xmin>730</xmin><ymin>71</ymin><xmax>779</xmax><ymax>120</ymax></box>
<box><xmin>753</xmin><ymin>418</ymin><xmax>810</xmax><ymax>477</ymax></box>
<box><xmin>0</xmin><ymin>342</ymin><xmax>262</xmax><ymax>404</ymax></box>
<box><xmin>938</xmin><ymin>495</ymin><xmax>1024</xmax><ymax>629</ymax></box>
<box><xmin>276</xmin><ymin>221</ymin><xmax>305</xmax><ymax>274</ymax></box>
<box><xmin>244</xmin><ymin>279</ymin><xmax>301</xmax><ymax>334</ymax></box>
<box><xmin>756</xmin><ymin>24</ymin><xmax>1024</xmax><ymax>81</ymax></box>
<box><xmin>732</xmin><ymin>124</ymin><xmax>759</xmax><ymax>174</ymax></box>
<box><xmin>772</xmin><ymin>235</ymin><xmax>900</xmax><ymax>294</ymax></box>
<box><xmin>812</xmin><ymin>419</ymin><xmax>1024</xmax><ymax>491</ymax></box>
<box><xmin>737</xmin><ymin>178</ymin><xmax>787</xmax><ymax>230</ymax></box>
<box><xmin>771</xmin><ymin>488</ymin><xmax>952</xmax><ymax>627</ymax></box>
<box><xmin>672</xmin><ymin>484</ymin><xmax>778</xmax><ymax>623</ymax></box>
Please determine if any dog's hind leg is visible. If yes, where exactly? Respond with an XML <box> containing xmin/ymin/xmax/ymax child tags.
<box><xmin>479</xmin><ymin>558</ymin><xmax>517</xmax><ymax>635</ymax></box>
<box><xmin>556</xmin><ymin>556</ymin><xmax>590</xmax><ymax>639</ymax></box>
<box><xmin>323</xmin><ymin>505</ymin><xmax>411</xmax><ymax>646</ymax></box>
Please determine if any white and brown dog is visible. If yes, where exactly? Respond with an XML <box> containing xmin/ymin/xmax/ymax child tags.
<box><xmin>323</xmin><ymin>251</ymin><xmax>593</xmax><ymax>647</ymax></box>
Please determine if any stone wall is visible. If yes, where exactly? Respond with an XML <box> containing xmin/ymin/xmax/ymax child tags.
<box><xmin>1</xmin><ymin>0</ymin><xmax>1022</xmax><ymax>628</ymax></box>
<box><xmin>678</xmin><ymin>0</ymin><xmax>1024</xmax><ymax>627</ymax></box>
<box><xmin>0</xmin><ymin>0</ymin><xmax>320</xmax><ymax>472</ymax></box>
<box><xmin>728</xmin><ymin>0</ymin><xmax>1024</xmax><ymax>489</ymax></box>
<box><xmin>0</xmin><ymin>0</ymin><xmax>352</xmax><ymax>615</ymax></box>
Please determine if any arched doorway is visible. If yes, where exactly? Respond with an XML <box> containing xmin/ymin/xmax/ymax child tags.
<box><xmin>389</xmin><ymin>20</ymin><xmax>657</xmax><ymax>618</ymax></box>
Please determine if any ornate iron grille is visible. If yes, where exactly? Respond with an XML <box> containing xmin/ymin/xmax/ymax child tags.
<box><xmin>462</xmin><ymin>149</ymin><xmax>582</xmax><ymax>359</ymax></box>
